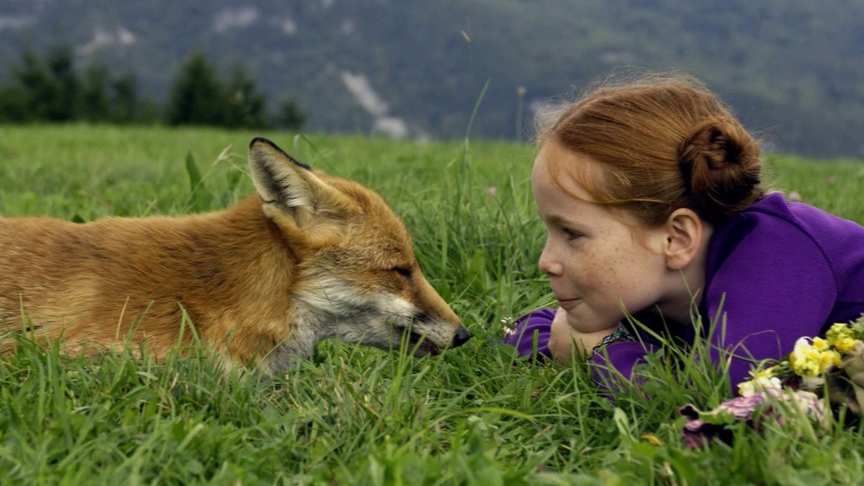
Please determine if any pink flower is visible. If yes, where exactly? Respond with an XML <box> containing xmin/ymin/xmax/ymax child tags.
<box><xmin>680</xmin><ymin>388</ymin><xmax>825</xmax><ymax>448</ymax></box>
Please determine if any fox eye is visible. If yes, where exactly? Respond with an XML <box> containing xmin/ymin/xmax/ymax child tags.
<box><xmin>390</xmin><ymin>266</ymin><xmax>413</xmax><ymax>279</ymax></box>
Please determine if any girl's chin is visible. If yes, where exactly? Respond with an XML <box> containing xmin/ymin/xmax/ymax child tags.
<box><xmin>564</xmin><ymin>311</ymin><xmax>619</xmax><ymax>335</ymax></box>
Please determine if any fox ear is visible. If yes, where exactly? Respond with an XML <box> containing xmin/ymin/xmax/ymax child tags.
<box><xmin>248</xmin><ymin>137</ymin><xmax>357</xmax><ymax>229</ymax></box>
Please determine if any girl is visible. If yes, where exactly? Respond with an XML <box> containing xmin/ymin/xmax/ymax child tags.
<box><xmin>504</xmin><ymin>74</ymin><xmax>864</xmax><ymax>393</ymax></box>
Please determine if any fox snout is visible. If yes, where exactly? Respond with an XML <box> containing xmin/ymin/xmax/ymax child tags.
<box><xmin>452</xmin><ymin>326</ymin><xmax>472</xmax><ymax>348</ymax></box>
<box><xmin>397</xmin><ymin>315</ymin><xmax>471</xmax><ymax>356</ymax></box>
<box><xmin>395</xmin><ymin>280</ymin><xmax>471</xmax><ymax>356</ymax></box>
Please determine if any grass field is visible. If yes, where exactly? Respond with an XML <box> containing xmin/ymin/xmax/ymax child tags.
<box><xmin>1</xmin><ymin>124</ymin><xmax>863</xmax><ymax>484</ymax></box>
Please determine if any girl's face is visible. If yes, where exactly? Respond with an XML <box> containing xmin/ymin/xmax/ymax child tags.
<box><xmin>532</xmin><ymin>141</ymin><xmax>683</xmax><ymax>334</ymax></box>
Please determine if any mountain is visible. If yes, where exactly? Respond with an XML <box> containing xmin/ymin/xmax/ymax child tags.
<box><xmin>1</xmin><ymin>0</ymin><xmax>863</xmax><ymax>158</ymax></box>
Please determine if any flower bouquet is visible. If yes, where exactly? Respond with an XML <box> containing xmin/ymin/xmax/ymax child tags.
<box><xmin>680</xmin><ymin>317</ymin><xmax>864</xmax><ymax>446</ymax></box>
<box><xmin>737</xmin><ymin>320</ymin><xmax>864</xmax><ymax>413</ymax></box>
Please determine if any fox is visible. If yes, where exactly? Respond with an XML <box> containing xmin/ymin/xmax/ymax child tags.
<box><xmin>0</xmin><ymin>137</ymin><xmax>471</xmax><ymax>372</ymax></box>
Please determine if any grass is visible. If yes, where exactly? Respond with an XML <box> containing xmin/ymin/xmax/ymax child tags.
<box><xmin>1</xmin><ymin>124</ymin><xmax>863</xmax><ymax>484</ymax></box>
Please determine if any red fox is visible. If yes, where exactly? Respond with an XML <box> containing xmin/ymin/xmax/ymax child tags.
<box><xmin>0</xmin><ymin>137</ymin><xmax>470</xmax><ymax>372</ymax></box>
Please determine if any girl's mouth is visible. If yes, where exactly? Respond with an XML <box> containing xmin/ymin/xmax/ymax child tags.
<box><xmin>557</xmin><ymin>298</ymin><xmax>579</xmax><ymax>310</ymax></box>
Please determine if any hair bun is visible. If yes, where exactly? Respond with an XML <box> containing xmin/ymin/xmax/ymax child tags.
<box><xmin>678</xmin><ymin>118</ymin><xmax>762</xmax><ymax>225</ymax></box>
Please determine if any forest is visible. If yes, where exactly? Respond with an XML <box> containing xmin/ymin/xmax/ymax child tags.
<box><xmin>0</xmin><ymin>47</ymin><xmax>305</xmax><ymax>130</ymax></box>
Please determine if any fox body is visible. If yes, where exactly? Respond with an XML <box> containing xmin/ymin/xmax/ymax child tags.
<box><xmin>0</xmin><ymin>137</ymin><xmax>470</xmax><ymax>372</ymax></box>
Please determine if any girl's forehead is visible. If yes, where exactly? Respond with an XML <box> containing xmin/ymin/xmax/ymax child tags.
<box><xmin>533</xmin><ymin>142</ymin><xmax>651</xmax><ymax>231</ymax></box>
<box><xmin>533</xmin><ymin>142</ymin><xmax>604</xmax><ymax>202</ymax></box>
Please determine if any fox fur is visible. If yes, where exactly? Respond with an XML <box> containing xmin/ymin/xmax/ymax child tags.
<box><xmin>0</xmin><ymin>137</ymin><xmax>470</xmax><ymax>372</ymax></box>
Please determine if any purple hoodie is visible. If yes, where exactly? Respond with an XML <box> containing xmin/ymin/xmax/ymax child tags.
<box><xmin>504</xmin><ymin>193</ymin><xmax>864</xmax><ymax>393</ymax></box>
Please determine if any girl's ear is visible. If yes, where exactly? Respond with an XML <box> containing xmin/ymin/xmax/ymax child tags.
<box><xmin>662</xmin><ymin>208</ymin><xmax>706</xmax><ymax>271</ymax></box>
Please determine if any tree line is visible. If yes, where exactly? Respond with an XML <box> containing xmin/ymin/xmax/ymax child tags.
<box><xmin>0</xmin><ymin>46</ymin><xmax>306</xmax><ymax>130</ymax></box>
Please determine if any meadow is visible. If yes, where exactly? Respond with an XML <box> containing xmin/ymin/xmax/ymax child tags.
<box><xmin>1</xmin><ymin>124</ymin><xmax>863</xmax><ymax>484</ymax></box>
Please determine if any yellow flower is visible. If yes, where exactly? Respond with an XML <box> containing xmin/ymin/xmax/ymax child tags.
<box><xmin>832</xmin><ymin>337</ymin><xmax>857</xmax><ymax>354</ymax></box>
<box><xmin>826</xmin><ymin>323</ymin><xmax>859</xmax><ymax>354</ymax></box>
<box><xmin>826</xmin><ymin>322</ymin><xmax>854</xmax><ymax>341</ymax></box>
<box><xmin>789</xmin><ymin>337</ymin><xmax>841</xmax><ymax>378</ymax></box>
<box><xmin>738</xmin><ymin>373</ymin><xmax>782</xmax><ymax>397</ymax></box>
<box><xmin>811</xmin><ymin>337</ymin><xmax>829</xmax><ymax>351</ymax></box>
<box><xmin>737</xmin><ymin>368</ymin><xmax>782</xmax><ymax>396</ymax></box>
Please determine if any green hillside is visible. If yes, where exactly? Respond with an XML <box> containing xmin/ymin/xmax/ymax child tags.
<box><xmin>0</xmin><ymin>0</ymin><xmax>862</xmax><ymax>157</ymax></box>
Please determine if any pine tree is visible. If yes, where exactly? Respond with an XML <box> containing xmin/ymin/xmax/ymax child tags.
<box><xmin>12</xmin><ymin>49</ymin><xmax>54</xmax><ymax>121</ymax></box>
<box><xmin>166</xmin><ymin>52</ymin><xmax>226</xmax><ymax>126</ymax></box>
<box><xmin>111</xmin><ymin>73</ymin><xmax>139</xmax><ymax>123</ymax></box>
<box><xmin>43</xmin><ymin>45</ymin><xmax>78</xmax><ymax>121</ymax></box>
<box><xmin>80</xmin><ymin>65</ymin><xmax>112</xmax><ymax>122</ymax></box>
<box><xmin>223</xmin><ymin>64</ymin><xmax>266</xmax><ymax>129</ymax></box>
<box><xmin>275</xmin><ymin>96</ymin><xmax>307</xmax><ymax>130</ymax></box>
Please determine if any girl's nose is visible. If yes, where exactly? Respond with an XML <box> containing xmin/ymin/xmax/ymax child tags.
<box><xmin>538</xmin><ymin>238</ymin><xmax>563</xmax><ymax>277</ymax></box>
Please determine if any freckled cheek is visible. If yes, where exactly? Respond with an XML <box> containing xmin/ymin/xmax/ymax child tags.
<box><xmin>566</xmin><ymin>250</ymin><xmax>627</xmax><ymax>297</ymax></box>
<box><xmin>565</xmin><ymin>254</ymin><xmax>609</xmax><ymax>291</ymax></box>
<box><xmin>596</xmin><ymin>266</ymin><xmax>622</xmax><ymax>296</ymax></box>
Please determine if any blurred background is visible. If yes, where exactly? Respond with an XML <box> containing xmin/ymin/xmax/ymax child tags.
<box><xmin>0</xmin><ymin>0</ymin><xmax>862</xmax><ymax>158</ymax></box>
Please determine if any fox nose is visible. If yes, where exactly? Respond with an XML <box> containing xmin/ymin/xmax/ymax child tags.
<box><xmin>451</xmin><ymin>326</ymin><xmax>472</xmax><ymax>348</ymax></box>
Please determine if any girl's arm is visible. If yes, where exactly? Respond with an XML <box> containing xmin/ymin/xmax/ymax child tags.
<box><xmin>503</xmin><ymin>307</ymin><xmax>556</xmax><ymax>359</ymax></box>
<box><xmin>505</xmin><ymin>307</ymin><xmax>653</xmax><ymax>392</ymax></box>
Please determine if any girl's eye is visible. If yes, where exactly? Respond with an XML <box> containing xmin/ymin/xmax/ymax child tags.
<box><xmin>562</xmin><ymin>228</ymin><xmax>583</xmax><ymax>241</ymax></box>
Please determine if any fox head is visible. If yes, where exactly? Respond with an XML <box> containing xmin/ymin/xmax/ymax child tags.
<box><xmin>248</xmin><ymin>137</ymin><xmax>471</xmax><ymax>358</ymax></box>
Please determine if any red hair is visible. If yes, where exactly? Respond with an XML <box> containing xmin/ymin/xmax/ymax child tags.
<box><xmin>536</xmin><ymin>74</ymin><xmax>764</xmax><ymax>227</ymax></box>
